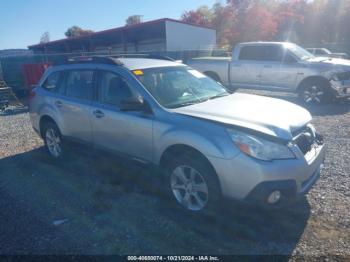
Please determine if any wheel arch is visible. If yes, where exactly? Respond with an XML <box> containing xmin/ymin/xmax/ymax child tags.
<box><xmin>39</xmin><ymin>115</ymin><xmax>59</xmax><ymax>138</ymax></box>
<box><xmin>160</xmin><ymin>144</ymin><xmax>206</xmax><ymax>167</ymax></box>
<box><xmin>159</xmin><ymin>144</ymin><xmax>222</xmax><ymax>187</ymax></box>
<box><xmin>297</xmin><ymin>75</ymin><xmax>331</xmax><ymax>92</ymax></box>
<box><xmin>203</xmin><ymin>71</ymin><xmax>222</xmax><ymax>83</ymax></box>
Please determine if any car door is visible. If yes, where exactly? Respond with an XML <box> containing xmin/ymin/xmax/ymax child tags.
<box><xmin>259</xmin><ymin>45</ymin><xmax>299</xmax><ymax>90</ymax></box>
<box><xmin>91</xmin><ymin>69</ymin><xmax>153</xmax><ymax>162</ymax></box>
<box><xmin>55</xmin><ymin>69</ymin><xmax>95</xmax><ymax>143</ymax></box>
<box><xmin>229</xmin><ymin>45</ymin><xmax>265</xmax><ymax>88</ymax></box>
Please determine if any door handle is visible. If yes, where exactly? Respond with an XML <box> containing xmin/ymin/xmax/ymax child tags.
<box><xmin>93</xmin><ymin>110</ymin><xmax>105</xmax><ymax>118</ymax></box>
<box><xmin>264</xmin><ymin>65</ymin><xmax>272</xmax><ymax>68</ymax></box>
<box><xmin>55</xmin><ymin>100</ymin><xmax>63</xmax><ymax>108</ymax></box>
<box><xmin>232</xmin><ymin>64</ymin><xmax>241</xmax><ymax>67</ymax></box>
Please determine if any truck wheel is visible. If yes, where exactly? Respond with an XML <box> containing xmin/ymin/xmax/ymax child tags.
<box><xmin>165</xmin><ymin>153</ymin><xmax>221</xmax><ymax>213</ymax></box>
<box><xmin>299</xmin><ymin>80</ymin><xmax>334</xmax><ymax>105</ymax></box>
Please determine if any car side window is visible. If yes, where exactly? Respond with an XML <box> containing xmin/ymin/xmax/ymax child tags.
<box><xmin>65</xmin><ymin>70</ymin><xmax>94</xmax><ymax>100</ymax></box>
<box><xmin>239</xmin><ymin>45</ymin><xmax>285</xmax><ymax>62</ymax></box>
<box><xmin>238</xmin><ymin>46</ymin><xmax>265</xmax><ymax>61</ymax></box>
<box><xmin>316</xmin><ymin>49</ymin><xmax>327</xmax><ymax>55</ymax></box>
<box><xmin>283</xmin><ymin>52</ymin><xmax>297</xmax><ymax>63</ymax></box>
<box><xmin>263</xmin><ymin>45</ymin><xmax>283</xmax><ymax>62</ymax></box>
<box><xmin>42</xmin><ymin>71</ymin><xmax>62</xmax><ymax>92</ymax></box>
<box><xmin>98</xmin><ymin>71</ymin><xmax>133</xmax><ymax>106</ymax></box>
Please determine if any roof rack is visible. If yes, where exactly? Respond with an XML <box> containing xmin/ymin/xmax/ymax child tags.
<box><xmin>55</xmin><ymin>54</ymin><xmax>175</xmax><ymax>66</ymax></box>
<box><xmin>111</xmin><ymin>54</ymin><xmax>175</xmax><ymax>62</ymax></box>
<box><xmin>62</xmin><ymin>56</ymin><xmax>124</xmax><ymax>66</ymax></box>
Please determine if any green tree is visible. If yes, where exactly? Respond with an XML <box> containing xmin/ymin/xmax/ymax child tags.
<box><xmin>40</xmin><ymin>31</ymin><xmax>50</xmax><ymax>43</ymax></box>
<box><xmin>125</xmin><ymin>15</ymin><xmax>143</xmax><ymax>26</ymax></box>
<box><xmin>65</xmin><ymin>26</ymin><xmax>94</xmax><ymax>38</ymax></box>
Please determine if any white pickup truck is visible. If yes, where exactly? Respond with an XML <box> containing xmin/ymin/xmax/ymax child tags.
<box><xmin>188</xmin><ymin>42</ymin><xmax>350</xmax><ymax>104</ymax></box>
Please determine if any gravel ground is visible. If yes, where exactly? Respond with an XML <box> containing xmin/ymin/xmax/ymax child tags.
<box><xmin>0</xmin><ymin>92</ymin><xmax>349</xmax><ymax>258</ymax></box>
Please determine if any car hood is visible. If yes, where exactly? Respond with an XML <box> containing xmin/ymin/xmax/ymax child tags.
<box><xmin>172</xmin><ymin>93</ymin><xmax>312</xmax><ymax>140</ymax></box>
<box><xmin>308</xmin><ymin>57</ymin><xmax>350</xmax><ymax>69</ymax></box>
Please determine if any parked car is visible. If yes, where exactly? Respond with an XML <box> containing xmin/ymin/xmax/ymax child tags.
<box><xmin>188</xmin><ymin>42</ymin><xmax>350</xmax><ymax>104</ymax></box>
<box><xmin>29</xmin><ymin>56</ymin><xmax>326</xmax><ymax>212</ymax></box>
<box><xmin>306</xmin><ymin>48</ymin><xmax>348</xmax><ymax>59</ymax></box>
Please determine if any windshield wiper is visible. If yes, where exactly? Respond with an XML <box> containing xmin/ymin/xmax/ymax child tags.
<box><xmin>168</xmin><ymin>101</ymin><xmax>202</xmax><ymax>109</ymax></box>
<box><xmin>168</xmin><ymin>93</ymin><xmax>229</xmax><ymax>108</ymax></box>
<box><xmin>208</xmin><ymin>93</ymin><xmax>230</xmax><ymax>100</ymax></box>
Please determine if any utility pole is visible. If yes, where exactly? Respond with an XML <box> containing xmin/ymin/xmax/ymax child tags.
<box><xmin>0</xmin><ymin>59</ymin><xmax>3</xmax><ymax>81</ymax></box>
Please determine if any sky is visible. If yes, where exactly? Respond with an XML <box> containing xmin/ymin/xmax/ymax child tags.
<box><xmin>0</xmin><ymin>0</ymin><xmax>217</xmax><ymax>50</ymax></box>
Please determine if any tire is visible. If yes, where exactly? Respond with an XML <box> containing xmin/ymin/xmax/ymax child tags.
<box><xmin>299</xmin><ymin>79</ymin><xmax>334</xmax><ymax>105</ymax></box>
<box><xmin>165</xmin><ymin>153</ymin><xmax>221</xmax><ymax>213</ymax></box>
<box><xmin>42</xmin><ymin>122</ymin><xmax>64</xmax><ymax>159</ymax></box>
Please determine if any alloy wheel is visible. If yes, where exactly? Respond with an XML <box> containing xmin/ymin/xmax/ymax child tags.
<box><xmin>170</xmin><ymin>165</ymin><xmax>209</xmax><ymax>211</ymax></box>
<box><xmin>303</xmin><ymin>85</ymin><xmax>324</xmax><ymax>104</ymax></box>
<box><xmin>45</xmin><ymin>128</ymin><xmax>62</xmax><ymax>157</ymax></box>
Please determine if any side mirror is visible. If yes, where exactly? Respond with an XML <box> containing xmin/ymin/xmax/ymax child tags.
<box><xmin>119</xmin><ymin>96</ymin><xmax>145</xmax><ymax>112</ymax></box>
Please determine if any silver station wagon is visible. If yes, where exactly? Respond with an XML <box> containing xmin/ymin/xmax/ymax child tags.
<box><xmin>29</xmin><ymin>56</ymin><xmax>326</xmax><ymax>212</ymax></box>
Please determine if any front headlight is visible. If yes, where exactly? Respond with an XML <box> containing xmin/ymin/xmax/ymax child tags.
<box><xmin>227</xmin><ymin>129</ymin><xmax>295</xmax><ymax>161</ymax></box>
<box><xmin>333</xmin><ymin>71</ymin><xmax>350</xmax><ymax>81</ymax></box>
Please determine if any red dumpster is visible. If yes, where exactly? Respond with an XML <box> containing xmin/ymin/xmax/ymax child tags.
<box><xmin>22</xmin><ymin>63</ymin><xmax>51</xmax><ymax>89</ymax></box>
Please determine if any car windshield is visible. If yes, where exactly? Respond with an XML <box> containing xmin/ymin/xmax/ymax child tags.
<box><xmin>287</xmin><ymin>44</ymin><xmax>315</xmax><ymax>60</ymax></box>
<box><xmin>135</xmin><ymin>66</ymin><xmax>229</xmax><ymax>108</ymax></box>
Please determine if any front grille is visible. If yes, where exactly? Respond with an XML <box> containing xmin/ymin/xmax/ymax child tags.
<box><xmin>295</xmin><ymin>133</ymin><xmax>313</xmax><ymax>154</ymax></box>
<box><xmin>293</xmin><ymin>124</ymin><xmax>319</xmax><ymax>155</ymax></box>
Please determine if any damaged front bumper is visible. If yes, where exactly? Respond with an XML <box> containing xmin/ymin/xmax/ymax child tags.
<box><xmin>330</xmin><ymin>79</ymin><xmax>350</xmax><ymax>98</ymax></box>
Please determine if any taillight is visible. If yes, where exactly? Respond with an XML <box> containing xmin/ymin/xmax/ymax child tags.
<box><xmin>29</xmin><ymin>90</ymin><xmax>36</xmax><ymax>100</ymax></box>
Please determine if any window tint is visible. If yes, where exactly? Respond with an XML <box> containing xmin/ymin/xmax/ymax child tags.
<box><xmin>284</xmin><ymin>52</ymin><xmax>297</xmax><ymax>63</ymax></box>
<box><xmin>98</xmin><ymin>71</ymin><xmax>133</xmax><ymax>106</ymax></box>
<box><xmin>43</xmin><ymin>71</ymin><xmax>62</xmax><ymax>92</ymax></box>
<box><xmin>315</xmin><ymin>49</ymin><xmax>328</xmax><ymax>55</ymax></box>
<box><xmin>65</xmin><ymin>70</ymin><xmax>94</xmax><ymax>100</ymax></box>
<box><xmin>239</xmin><ymin>45</ymin><xmax>284</xmax><ymax>62</ymax></box>
<box><xmin>239</xmin><ymin>46</ymin><xmax>265</xmax><ymax>61</ymax></box>
<box><xmin>264</xmin><ymin>45</ymin><xmax>283</xmax><ymax>61</ymax></box>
